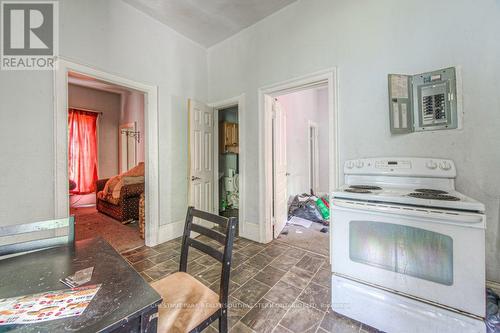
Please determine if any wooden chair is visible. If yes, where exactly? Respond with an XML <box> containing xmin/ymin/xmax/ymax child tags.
<box><xmin>0</xmin><ymin>216</ymin><xmax>75</xmax><ymax>257</ymax></box>
<box><xmin>151</xmin><ymin>207</ymin><xmax>238</xmax><ymax>333</ymax></box>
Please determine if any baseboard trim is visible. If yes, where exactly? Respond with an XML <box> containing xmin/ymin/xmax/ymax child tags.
<box><xmin>157</xmin><ymin>220</ymin><xmax>185</xmax><ymax>244</ymax></box>
<box><xmin>157</xmin><ymin>219</ymin><xmax>264</xmax><ymax>245</ymax></box>
<box><xmin>240</xmin><ymin>222</ymin><xmax>262</xmax><ymax>243</ymax></box>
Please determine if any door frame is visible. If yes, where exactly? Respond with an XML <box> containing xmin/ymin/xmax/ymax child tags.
<box><xmin>54</xmin><ymin>58</ymin><xmax>160</xmax><ymax>246</ymax></box>
<box><xmin>208</xmin><ymin>94</ymin><xmax>247</xmax><ymax>237</ymax></box>
<box><xmin>258</xmin><ymin>69</ymin><xmax>339</xmax><ymax>243</ymax></box>
<box><xmin>308</xmin><ymin>121</ymin><xmax>320</xmax><ymax>194</ymax></box>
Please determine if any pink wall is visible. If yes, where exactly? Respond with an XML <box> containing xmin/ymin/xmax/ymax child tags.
<box><xmin>120</xmin><ymin>91</ymin><xmax>145</xmax><ymax>163</ymax></box>
<box><xmin>68</xmin><ymin>84</ymin><xmax>121</xmax><ymax>207</ymax></box>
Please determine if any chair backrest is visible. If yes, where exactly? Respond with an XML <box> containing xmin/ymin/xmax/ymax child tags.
<box><xmin>180</xmin><ymin>207</ymin><xmax>237</xmax><ymax>305</ymax></box>
<box><xmin>0</xmin><ymin>216</ymin><xmax>75</xmax><ymax>257</ymax></box>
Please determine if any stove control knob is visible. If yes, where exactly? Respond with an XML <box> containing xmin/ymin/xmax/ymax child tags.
<box><xmin>346</xmin><ymin>161</ymin><xmax>354</xmax><ymax>169</ymax></box>
<box><xmin>426</xmin><ymin>161</ymin><xmax>438</xmax><ymax>169</ymax></box>
<box><xmin>440</xmin><ymin>161</ymin><xmax>452</xmax><ymax>170</ymax></box>
<box><xmin>355</xmin><ymin>160</ymin><xmax>364</xmax><ymax>168</ymax></box>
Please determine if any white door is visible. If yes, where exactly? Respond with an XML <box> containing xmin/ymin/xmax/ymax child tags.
<box><xmin>189</xmin><ymin>99</ymin><xmax>215</xmax><ymax>216</ymax></box>
<box><xmin>273</xmin><ymin>99</ymin><xmax>288</xmax><ymax>238</ymax></box>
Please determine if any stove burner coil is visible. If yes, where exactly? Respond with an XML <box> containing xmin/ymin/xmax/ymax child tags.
<box><xmin>345</xmin><ymin>188</ymin><xmax>372</xmax><ymax>193</ymax></box>
<box><xmin>349</xmin><ymin>185</ymin><xmax>382</xmax><ymax>190</ymax></box>
<box><xmin>414</xmin><ymin>189</ymin><xmax>448</xmax><ymax>195</ymax></box>
<box><xmin>408</xmin><ymin>193</ymin><xmax>460</xmax><ymax>201</ymax></box>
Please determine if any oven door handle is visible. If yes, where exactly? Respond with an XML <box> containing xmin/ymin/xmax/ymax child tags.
<box><xmin>332</xmin><ymin>201</ymin><xmax>484</xmax><ymax>225</ymax></box>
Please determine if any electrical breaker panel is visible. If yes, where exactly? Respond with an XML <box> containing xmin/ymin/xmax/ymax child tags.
<box><xmin>389</xmin><ymin>67</ymin><xmax>459</xmax><ymax>134</ymax></box>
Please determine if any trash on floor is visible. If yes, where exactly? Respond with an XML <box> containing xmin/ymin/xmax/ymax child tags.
<box><xmin>288</xmin><ymin>216</ymin><xmax>313</xmax><ymax>228</ymax></box>
<box><xmin>486</xmin><ymin>288</ymin><xmax>500</xmax><ymax>333</ymax></box>
<box><xmin>288</xmin><ymin>193</ymin><xmax>330</xmax><ymax>228</ymax></box>
<box><xmin>316</xmin><ymin>197</ymin><xmax>330</xmax><ymax>220</ymax></box>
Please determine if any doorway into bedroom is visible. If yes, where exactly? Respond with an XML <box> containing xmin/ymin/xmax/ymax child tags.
<box><xmin>67</xmin><ymin>72</ymin><xmax>146</xmax><ymax>253</ymax></box>
<box><xmin>270</xmin><ymin>85</ymin><xmax>331</xmax><ymax>257</ymax></box>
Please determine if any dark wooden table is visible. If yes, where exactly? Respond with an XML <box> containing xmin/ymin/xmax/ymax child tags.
<box><xmin>0</xmin><ymin>237</ymin><xmax>161</xmax><ymax>332</ymax></box>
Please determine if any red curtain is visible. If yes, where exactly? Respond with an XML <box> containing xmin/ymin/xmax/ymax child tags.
<box><xmin>68</xmin><ymin>109</ymin><xmax>98</xmax><ymax>194</ymax></box>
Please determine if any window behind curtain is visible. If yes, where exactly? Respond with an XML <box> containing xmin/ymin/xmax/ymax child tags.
<box><xmin>68</xmin><ymin>109</ymin><xmax>98</xmax><ymax>194</ymax></box>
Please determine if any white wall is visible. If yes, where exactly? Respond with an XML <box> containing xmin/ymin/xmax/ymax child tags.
<box><xmin>0</xmin><ymin>0</ymin><xmax>208</xmax><ymax>230</ymax></box>
<box><xmin>120</xmin><ymin>90</ymin><xmax>145</xmax><ymax>163</ymax></box>
<box><xmin>207</xmin><ymin>0</ymin><xmax>500</xmax><ymax>282</ymax></box>
<box><xmin>278</xmin><ymin>87</ymin><xmax>329</xmax><ymax>196</ymax></box>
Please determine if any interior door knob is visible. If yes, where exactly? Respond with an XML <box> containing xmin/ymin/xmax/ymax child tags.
<box><xmin>191</xmin><ymin>176</ymin><xmax>201</xmax><ymax>181</ymax></box>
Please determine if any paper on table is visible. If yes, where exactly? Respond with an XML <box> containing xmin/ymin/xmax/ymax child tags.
<box><xmin>60</xmin><ymin>267</ymin><xmax>94</xmax><ymax>288</ymax></box>
<box><xmin>0</xmin><ymin>284</ymin><xmax>101</xmax><ymax>325</ymax></box>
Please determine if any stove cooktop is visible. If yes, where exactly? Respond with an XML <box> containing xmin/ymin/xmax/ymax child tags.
<box><xmin>407</xmin><ymin>192</ymin><xmax>460</xmax><ymax>201</ymax></box>
<box><xmin>333</xmin><ymin>184</ymin><xmax>485</xmax><ymax>212</ymax></box>
<box><xmin>349</xmin><ymin>185</ymin><xmax>383</xmax><ymax>191</ymax></box>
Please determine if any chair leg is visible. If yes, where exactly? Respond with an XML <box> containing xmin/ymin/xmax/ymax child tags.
<box><xmin>219</xmin><ymin>310</ymin><xmax>228</xmax><ymax>333</ymax></box>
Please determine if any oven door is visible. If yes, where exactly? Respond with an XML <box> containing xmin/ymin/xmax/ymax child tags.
<box><xmin>331</xmin><ymin>199</ymin><xmax>485</xmax><ymax>317</ymax></box>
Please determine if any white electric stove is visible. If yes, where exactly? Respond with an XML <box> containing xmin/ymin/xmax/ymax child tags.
<box><xmin>331</xmin><ymin>157</ymin><xmax>486</xmax><ymax>333</ymax></box>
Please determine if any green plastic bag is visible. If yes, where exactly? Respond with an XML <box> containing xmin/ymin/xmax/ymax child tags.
<box><xmin>316</xmin><ymin>197</ymin><xmax>330</xmax><ymax>220</ymax></box>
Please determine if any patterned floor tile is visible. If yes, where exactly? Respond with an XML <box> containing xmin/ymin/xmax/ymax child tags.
<box><xmin>294</xmin><ymin>254</ymin><xmax>324</xmax><ymax>274</ymax></box>
<box><xmin>240</xmin><ymin>299</ymin><xmax>288</xmax><ymax>333</ymax></box>
<box><xmin>232</xmin><ymin>279</ymin><xmax>271</xmax><ymax>306</ymax></box>
<box><xmin>280</xmin><ymin>266</ymin><xmax>314</xmax><ymax>289</ymax></box>
<box><xmin>231</xmin><ymin>264</ymin><xmax>261</xmax><ymax>285</ymax></box>
<box><xmin>263</xmin><ymin>281</ymin><xmax>302</xmax><ymax>306</ymax></box>
<box><xmin>246</xmin><ymin>253</ymin><xmax>275</xmax><ymax>269</ymax></box>
<box><xmin>320</xmin><ymin>308</ymin><xmax>361</xmax><ymax>333</ymax></box>
<box><xmin>271</xmin><ymin>254</ymin><xmax>301</xmax><ymax>271</ymax></box>
<box><xmin>298</xmin><ymin>282</ymin><xmax>330</xmax><ymax>311</ymax></box>
<box><xmin>279</xmin><ymin>301</ymin><xmax>324</xmax><ymax>333</ymax></box>
<box><xmin>253</xmin><ymin>266</ymin><xmax>287</xmax><ymax>287</ymax></box>
<box><xmin>120</xmin><ymin>228</ymin><xmax>376</xmax><ymax>333</ymax></box>
<box><xmin>311</xmin><ymin>268</ymin><xmax>330</xmax><ymax>288</ymax></box>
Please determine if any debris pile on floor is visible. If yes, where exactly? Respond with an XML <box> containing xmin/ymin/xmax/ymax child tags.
<box><xmin>287</xmin><ymin>193</ymin><xmax>330</xmax><ymax>229</ymax></box>
<box><xmin>486</xmin><ymin>288</ymin><xmax>500</xmax><ymax>333</ymax></box>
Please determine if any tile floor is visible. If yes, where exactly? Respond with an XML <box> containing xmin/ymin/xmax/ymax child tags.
<box><xmin>121</xmin><ymin>233</ymin><xmax>378</xmax><ymax>333</ymax></box>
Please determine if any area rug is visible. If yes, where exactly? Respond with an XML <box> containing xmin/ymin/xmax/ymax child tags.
<box><xmin>71</xmin><ymin>207</ymin><xmax>144</xmax><ymax>253</ymax></box>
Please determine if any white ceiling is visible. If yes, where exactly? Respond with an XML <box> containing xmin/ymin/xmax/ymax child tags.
<box><xmin>122</xmin><ymin>0</ymin><xmax>298</xmax><ymax>47</ymax></box>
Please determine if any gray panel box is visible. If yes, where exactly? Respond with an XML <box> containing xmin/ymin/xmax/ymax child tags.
<box><xmin>389</xmin><ymin>67</ymin><xmax>459</xmax><ymax>134</ymax></box>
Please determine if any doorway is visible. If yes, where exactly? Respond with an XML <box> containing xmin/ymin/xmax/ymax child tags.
<box><xmin>187</xmin><ymin>95</ymin><xmax>249</xmax><ymax>238</ymax></box>
<box><xmin>217</xmin><ymin>106</ymin><xmax>240</xmax><ymax>226</ymax></box>
<box><xmin>66</xmin><ymin>72</ymin><xmax>147</xmax><ymax>253</ymax></box>
<box><xmin>55</xmin><ymin>59</ymin><xmax>159</xmax><ymax>248</ymax></box>
<box><xmin>271</xmin><ymin>87</ymin><xmax>330</xmax><ymax>255</ymax></box>
<box><xmin>259</xmin><ymin>69</ymin><xmax>339</xmax><ymax>254</ymax></box>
